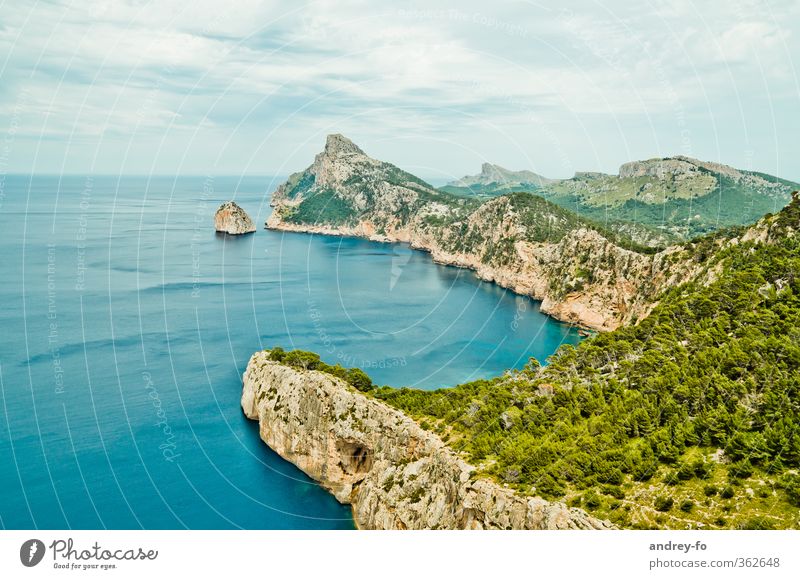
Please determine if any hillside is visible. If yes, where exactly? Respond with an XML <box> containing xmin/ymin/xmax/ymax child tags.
<box><xmin>444</xmin><ymin>156</ymin><xmax>797</xmax><ymax>245</ymax></box>
<box><xmin>265</xmin><ymin>194</ymin><xmax>800</xmax><ymax>529</ymax></box>
<box><xmin>262</xmin><ymin>134</ymin><xmax>800</xmax><ymax>529</ymax></box>
<box><xmin>242</xmin><ymin>350</ymin><xmax>610</xmax><ymax>530</ymax></box>
<box><xmin>539</xmin><ymin>156</ymin><xmax>797</xmax><ymax>242</ymax></box>
<box><xmin>375</xmin><ymin>194</ymin><xmax>800</xmax><ymax>529</ymax></box>
<box><xmin>267</xmin><ymin>135</ymin><xmax>706</xmax><ymax>331</ymax></box>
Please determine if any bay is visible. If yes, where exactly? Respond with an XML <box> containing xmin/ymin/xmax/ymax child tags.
<box><xmin>0</xmin><ymin>175</ymin><xmax>581</xmax><ymax>529</ymax></box>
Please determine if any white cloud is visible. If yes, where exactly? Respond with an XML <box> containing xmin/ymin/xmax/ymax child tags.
<box><xmin>0</xmin><ymin>0</ymin><xmax>797</xmax><ymax>177</ymax></box>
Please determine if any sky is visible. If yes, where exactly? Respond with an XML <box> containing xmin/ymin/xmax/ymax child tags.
<box><xmin>0</xmin><ymin>0</ymin><xmax>798</xmax><ymax>181</ymax></box>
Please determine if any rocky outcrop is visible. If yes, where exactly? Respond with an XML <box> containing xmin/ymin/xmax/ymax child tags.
<box><xmin>618</xmin><ymin>157</ymin><xmax>703</xmax><ymax>179</ymax></box>
<box><xmin>266</xmin><ymin>135</ymin><xmax>711</xmax><ymax>330</ymax></box>
<box><xmin>214</xmin><ymin>201</ymin><xmax>256</xmax><ymax>234</ymax></box>
<box><xmin>241</xmin><ymin>351</ymin><xmax>612</xmax><ymax>530</ymax></box>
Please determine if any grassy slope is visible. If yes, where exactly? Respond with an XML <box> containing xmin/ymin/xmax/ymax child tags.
<box><xmin>539</xmin><ymin>171</ymin><xmax>798</xmax><ymax>241</ymax></box>
<box><xmin>441</xmin><ymin>167</ymin><xmax>798</xmax><ymax>244</ymax></box>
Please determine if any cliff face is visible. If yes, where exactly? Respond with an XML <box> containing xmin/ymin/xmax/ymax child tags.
<box><xmin>241</xmin><ymin>351</ymin><xmax>611</xmax><ymax>530</ymax></box>
<box><xmin>214</xmin><ymin>201</ymin><xmax>256</xmax><ymax>234</ymax></box>
<box><xmin>266</xmin><ymin>135</ymin><xmax>711</xmax><ymax>330</ymax></box>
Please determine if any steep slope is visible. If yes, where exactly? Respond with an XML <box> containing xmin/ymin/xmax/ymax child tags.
<box><xmin>539</xmin><ymin>156</ymin><xmax>797</xmax><ymax>241</ymax></box>
<box><xmin>241</xmin><ymin>350</ymin><xmax>611</xmax><ymax>530</ymax></box>
<box><xmin>267</xmin><ymin>135</ymin><xmax>703</xmax><ymax>331</ymax></box>
<box><xmin>376</xmin><ymin>194</ymin><xmax>800</xmax><ymax>529</ymax></box>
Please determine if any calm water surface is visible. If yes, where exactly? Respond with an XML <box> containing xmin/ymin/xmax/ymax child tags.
<box><xmin>0</xmin><ymin>175</ymin><xmax>581</xmax><ymax>529</ymax></box>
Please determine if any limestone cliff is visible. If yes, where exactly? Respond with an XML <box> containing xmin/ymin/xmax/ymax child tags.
<box><xmin>266</xmin><ymin>135</ymin><xmax>712</xmax><ymax>330</ymax></box>
<box><xmin>214</xmin><ymin>201</ymin><xmax>256</xmax><ymax>234</ymax></box>
<box><xmin>241</xmin><ymin>351</ymin><xmax>612</xmax><ymax>530</ymax></box>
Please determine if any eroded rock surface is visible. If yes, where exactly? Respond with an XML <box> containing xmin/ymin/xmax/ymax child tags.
<box><xmin>241</xmin><ymin>351</ymin><xmax>612</xmax><ymax>530</ymax></box>
<box><xmin>214</xmin><ymin>201</ymin><xmax>256</xmax><ymax>234</ymax></box>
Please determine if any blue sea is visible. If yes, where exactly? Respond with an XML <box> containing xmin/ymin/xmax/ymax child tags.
<box><xmin>0</xmin><ymin>175</ymin><xmax>582</xmax><ymax>529</ymax></box>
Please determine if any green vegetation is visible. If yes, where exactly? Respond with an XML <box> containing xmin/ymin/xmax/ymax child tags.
<box><xmin>269</xmin><ymin>141</ymin><xmax>800</xmax><ymax>527</ymax></box>
<box><xmin>265</xmin><ymin>347</ymin><xmax>374</xmax><ymax>392</ymax></box>
<box><xmin>284</xmin><ymin>189</ymin><xmax>358</xmax><ymax>226</ymax></box>
<box><xmin>507</xmin><ymin>192</ymin><xmax>662</xmax><ymax>253</ymax></box>
<box><xmin>539</xmin><ymin>170</ymin><xmax>797</xmax><ymax>242</ymax></box>
<box><xmin>370</xmin><ymin>195</ymin><xmax>800</xmax><ymax>528</ymax></box>
<box><xmin>420</xmin><ymin>190</ymin><xmax>662</xmax><ymax>265</ymax></box>
<box><xmin>445</xmin><ymin>165</ymin><xmax>797</xmax><ymax>247</ymax></box>
<box><xmin>283</xmin><ymin>171</ymin><xmax>316</xmax><ymax>199</ymax></box>
<box><xmin>440</xmin><ymin>182</ymin><xmax>542</xmax><ymax>199</ymax></box>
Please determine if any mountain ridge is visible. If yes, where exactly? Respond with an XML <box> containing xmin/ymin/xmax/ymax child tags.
<box><xmin>266</xmin><ymin>134</ymin><xmax>770</xmax><ymax>330</ymax></box>
<box><xmin>256</xmin><ymin>194</ymin><xmax>800</xmax><ymax>529</ymax></box>
<box><xmin>444</xmin><ymin>154</ymin><xmax>797</xmax><ymax>241</ymax></box>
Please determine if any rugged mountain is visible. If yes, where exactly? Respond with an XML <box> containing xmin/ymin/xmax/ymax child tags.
<box><xmin>538</xmin><ymin>156</ymin><xmax>797</xmax><ymax>241</ymax></box>
<box><xmin>258</xmin><ymin>134</ymin><xmax>800</xmax><ymax>529</ymax></box>
<box><xmin>253</xmin><ymin>195</ymin><xmax>800</xmax><ymax>529</ymax></box>
<box><xmin>442</xmin><ymin>163</ymin><xmax>559</xmax><ymax>197</ymax></box>
<box><xmin>214</xmin><ymin>201</ymin><xmax>256</xmax><ymax>234</ymax></box>
<box><xmin>377</xmin><ymin>194</ymin><xmax>800</xmax><ymax>529</ymax></box>
<box><xmin>268</xmin><ymin>135</ymin><xmax>709</xmax><ymax>330</ymax></box>
<box><xmin>241</xmin><ymin>350</ymin><xmax>612</xmax><ymax>530</ymax></box>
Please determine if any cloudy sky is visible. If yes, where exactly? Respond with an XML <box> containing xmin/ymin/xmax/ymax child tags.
<box><xmin>1</xmin><ymin>0</ymin><xmax>798</xmax><ymax>181</ymax></box>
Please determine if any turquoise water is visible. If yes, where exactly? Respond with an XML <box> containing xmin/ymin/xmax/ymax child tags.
<box><xmin>0</xmin><ymin>175</ymin><xmax>581</xmax><ymax>529</ymax></box>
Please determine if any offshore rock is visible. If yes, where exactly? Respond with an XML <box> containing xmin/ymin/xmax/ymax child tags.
<box><xmin>214</xmin><ymin>201</ymin><xmax>256</xmax><ymax>234</ymax></box>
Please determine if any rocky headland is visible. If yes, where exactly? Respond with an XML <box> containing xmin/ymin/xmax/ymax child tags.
<box><xmin>265</xmin><ymin>135</ymin><xmax>730</xmax><ymax>331</ymax></box>
<box><xmin>241</xmin><ymin>350</ymin><xmax>612</xmax><ymax>530</ymax></box>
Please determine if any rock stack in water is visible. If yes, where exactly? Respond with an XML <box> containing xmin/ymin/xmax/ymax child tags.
<box><xmin>214</xmin><ymin>201</ymin><xmax>256</xmax><ymax>234</ymax></box>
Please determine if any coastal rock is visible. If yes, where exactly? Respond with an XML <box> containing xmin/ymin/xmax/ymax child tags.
<box><xmin>241</xmin><ymin>351</ymin><xmax>612</xmax><ymax>530</ymax></box>
<box><xmin>214</xmin><ymin>201</ymin><xmax>256</xmax><ymax>234</ymax></box>
<box><xmin>265</xmin><ymin>135</ymin><xmax>712</xmax><ymax>331</ymax></box>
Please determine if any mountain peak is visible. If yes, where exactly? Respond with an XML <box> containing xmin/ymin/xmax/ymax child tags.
<box><xmin>450</xmin><ymin>163</ymin><xmax>557</xmax><ymax>189</ymax></box>
<box><xmin>324</xmin><ymin>134</ymin><xmax>364</xmax><ymax>158</ymax></box>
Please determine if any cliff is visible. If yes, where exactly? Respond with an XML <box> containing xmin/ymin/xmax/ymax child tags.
<box><xmin>266</xmin><ymin>135</ymin><xmax>713</xmax><ymax>330</ymax></box>
<box><xmin>241</xmin><ymin>351</ymin><xmax>612</xmax><ymax>530</ymax></box>
<box><xmin>214</xmin><ymin>201</ymin><xmax>256</xmax><ymax>234</ymax></box>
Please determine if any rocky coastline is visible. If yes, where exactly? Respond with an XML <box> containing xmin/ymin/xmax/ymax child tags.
<box><xmin>241</xmin><ymin>351</ymin><xmax>612</xmax><ymax>530</ymax></box>
<box><xmin>263</xmin><ymin>135</ymin><xmax>713</xmax><ymax>331</ymax></box>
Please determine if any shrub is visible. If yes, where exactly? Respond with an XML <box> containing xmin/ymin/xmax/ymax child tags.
<box><xmin>677</xmin><ymin>462</ymin><xmax>695</xmax><ymax>481</ymax></box>
<box><xmin>692</xmin><ymin>459</ymin><xmax>714</xmax><ymax>480</ymax></box>
<box><xmin>268</xmin><ymin>347</ymin><xmax>375</xmax><ymax>392</ymax></box>
<box><xmin>728</xmin><ymin>459</ymin><xmax>754</xmax><ymax>479</ymax></box>
<box><xmin>601</xmin><ymin>484</ymin><xmax>625</xmax><ymax>499</ymax></box>
<box><xmin>347</xmin><ymin>367</ymin><xmax>374</xmax><ymax>392</ymax></box>
<box><xmin>654</xmin><ymin>496</ymin><xmax>674</xmax><ymax>512</ymax></box>
<box><xmin>782</xmin><ymin>474</ymin><xmax>800</xmax><ymax>507</ymax></box>
<box><xmin>737</xmin><ymin>517</ymin><xmax>776</xmax><ymax>530</ymax></box>
<box><xmin>584</xmin><ymin>490</ymin><xmax>602</xmax><ymax>510</ymax></box>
